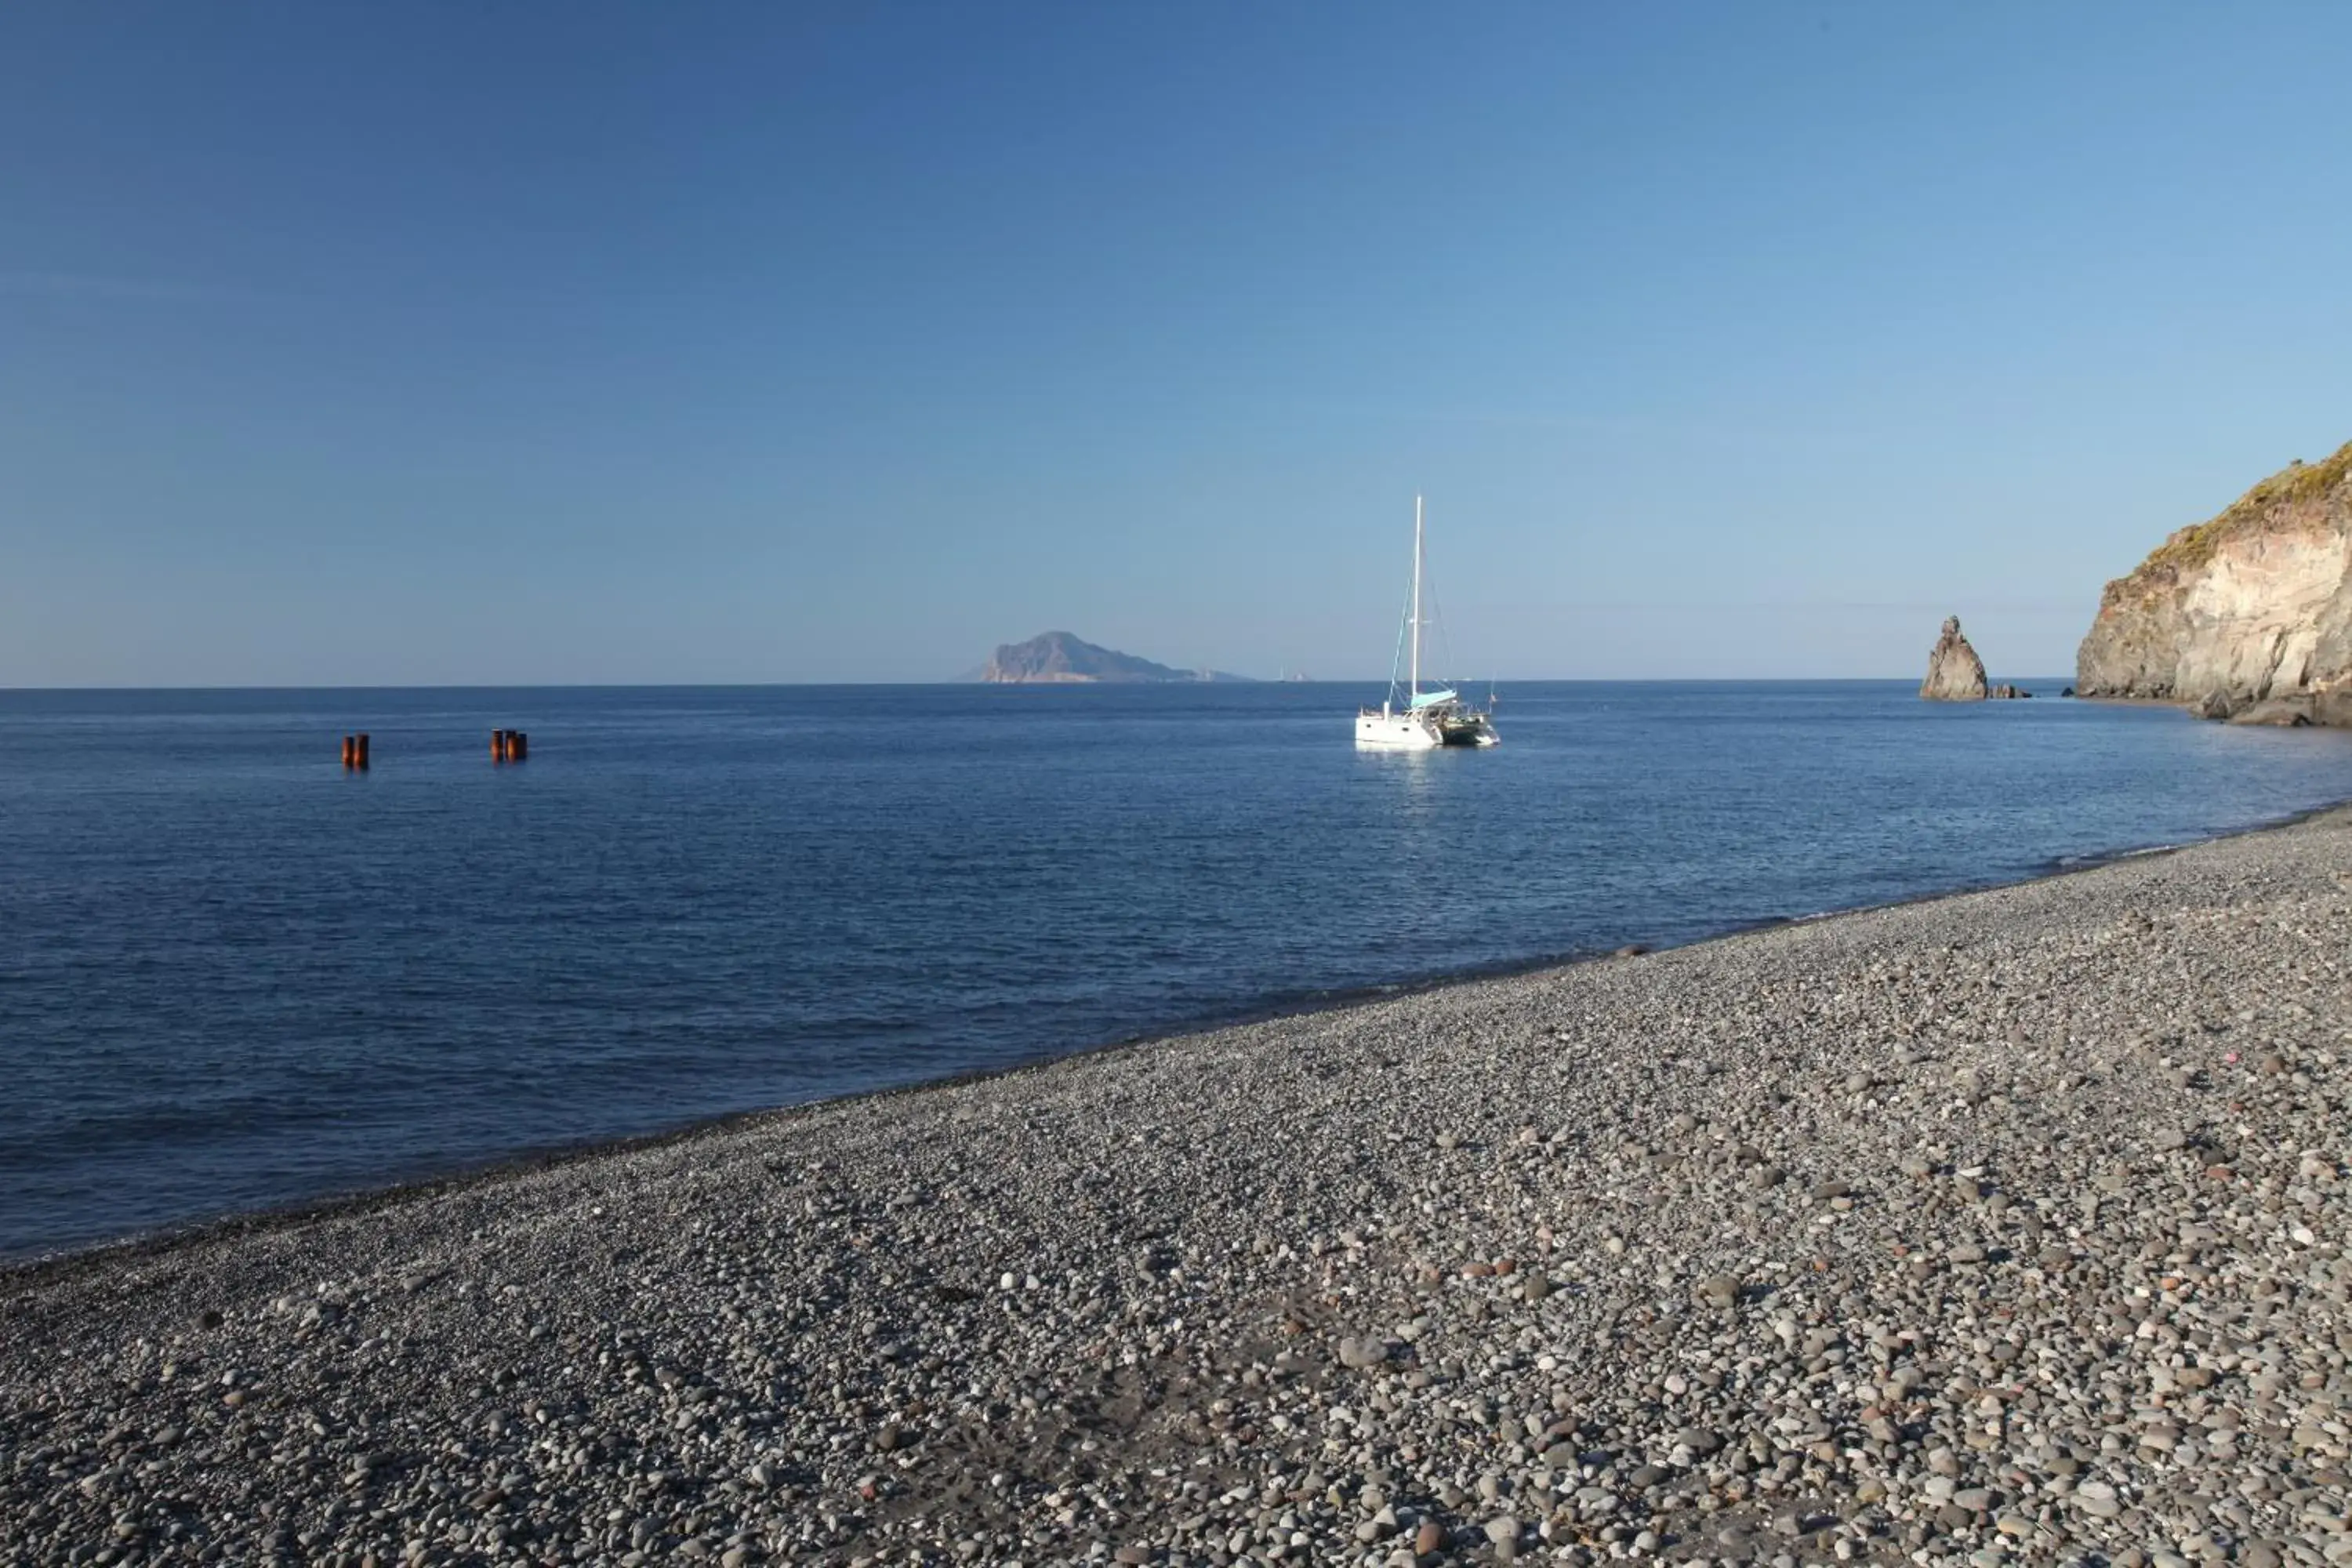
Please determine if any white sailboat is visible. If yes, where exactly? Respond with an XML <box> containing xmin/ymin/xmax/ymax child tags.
<box><xmin>1355</xmin><ymin>496</ymin><xmax>1498</xmax><ymax>749</ymax></box>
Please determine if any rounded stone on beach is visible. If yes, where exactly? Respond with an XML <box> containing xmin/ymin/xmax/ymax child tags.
<box><xmin>1695</xmin><ymin>1274</ymin><xmax>1740</xmax><ymax>1309</ymax></box>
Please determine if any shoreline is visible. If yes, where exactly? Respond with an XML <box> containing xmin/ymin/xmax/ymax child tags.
<box><xmin>9</xmin><ymin>793</ymin><xmax>2347</xmax><ymax>1283</ymax></box>
<box><xmin>9</xmin><ymin>792</ymin><xmax>2350</xmax><ymax>1284</ymax></box>
<box><xmin>6</xmin><ymin>804</ymin><xmax>2350</xmax><ymax>1566</ymax></box>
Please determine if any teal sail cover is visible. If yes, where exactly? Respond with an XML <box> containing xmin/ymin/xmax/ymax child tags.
<box><xmin>1406</xmin><ymin>688</ymin><xmax>1457</xmax><ymax>710</ymax></box>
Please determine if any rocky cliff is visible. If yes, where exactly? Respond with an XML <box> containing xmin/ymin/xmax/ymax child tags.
<box><xmin>981</xmin><ymin>631</ymin><xmax>1247</xmax><ymax>684</ymax></box>
<box><xmin>2077</xmin><ymin>441</ymin><xmax>2352</xmax><ymax>724</ymax></box>
<box><xmin>1919</xmin><ymin>615</ymin><xmax>1989</xmax><ymax>702</ymax></box>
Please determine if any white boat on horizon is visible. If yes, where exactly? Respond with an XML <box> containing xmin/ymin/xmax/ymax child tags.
<box><xmin>1355</xmin><ymin>496</ymin><xmax>1498</xmax><ymax>750</ymax></box>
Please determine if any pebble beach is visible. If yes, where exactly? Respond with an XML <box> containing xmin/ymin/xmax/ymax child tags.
<box><xmin>5</xmin><ymin>808</ymin><xmax>2350</xmax><ymax>1568</ymax></box>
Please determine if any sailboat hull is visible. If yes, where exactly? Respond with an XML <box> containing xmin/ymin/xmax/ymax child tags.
<box><xmin>1355</xmin><ymin>711</ymin><xmax>1444</xmax><ymax>749</ymax></box>
<box><xmin>1354</xmin><ymin>709</ymin><xmax>1497</xmax><ymax>749</ymax></box>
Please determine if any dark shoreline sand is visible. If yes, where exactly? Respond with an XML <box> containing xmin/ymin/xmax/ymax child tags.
<box><xmin>5</xmin><ymin>808</ymin><xmax>2350</xmax><ymax>1566</ymax></box>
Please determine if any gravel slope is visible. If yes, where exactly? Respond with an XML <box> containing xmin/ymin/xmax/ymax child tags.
<box><xmin>5</xmin><ymin>809</ymin><xmax>2351</xmax><ymax>1568</ymax></box>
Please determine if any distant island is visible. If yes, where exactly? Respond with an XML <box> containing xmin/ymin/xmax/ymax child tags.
<box><xmin>979</xmin><ymin>630</ymin><xmax>1251</xmax><ymax>684</ymax></box>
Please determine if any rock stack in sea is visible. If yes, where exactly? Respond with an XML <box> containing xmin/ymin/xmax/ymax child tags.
<box><xmin>2077</xmin><ymin>440</ymin><xmax>2352</xmax><ymax>725</ymax></box>
<box><xmin>1919</xmin><ymin>616</ymin><xmax>1990</xmax><ymax>702</ymax></box>
<box><xmin>5</xmin><ymin>811</ymin><xmax>2352</xmax><ymax>1566</ymax></box>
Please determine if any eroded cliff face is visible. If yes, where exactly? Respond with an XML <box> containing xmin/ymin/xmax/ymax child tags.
<box><xmin>2077</xmin><ymin>442</ymin><xmax>2352</xmax><ymax>724</ymax></box>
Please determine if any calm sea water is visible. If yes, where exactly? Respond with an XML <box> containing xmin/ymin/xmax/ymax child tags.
<box><xmin>3</xmin><ymin>682</ymin><xmax>2349</xmax><ymax>1258</ymax></box>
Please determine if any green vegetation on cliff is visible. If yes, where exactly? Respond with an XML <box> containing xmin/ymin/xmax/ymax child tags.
<box><xmin>2133</xmin><ymin>438</ymin><xmax>2352</xmax><ymax>583</ymax></box>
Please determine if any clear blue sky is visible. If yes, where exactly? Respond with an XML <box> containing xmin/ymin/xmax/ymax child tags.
<box><xmin>5</xmin><ymin>2</ymin><xmax>2348</xmax><ymax>685</ymax></box>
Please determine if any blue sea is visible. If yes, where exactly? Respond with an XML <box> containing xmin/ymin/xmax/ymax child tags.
<box><xmin>3</xmin><ymin>681</ymin><xmax>2349</xmax><ymax>1259</ymax></box>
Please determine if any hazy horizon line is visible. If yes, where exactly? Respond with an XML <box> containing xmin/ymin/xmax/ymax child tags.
<box><xmin>0</xmin><ymin>673</ymin><xmax>2083</xmax><ymax>693</ymax></box>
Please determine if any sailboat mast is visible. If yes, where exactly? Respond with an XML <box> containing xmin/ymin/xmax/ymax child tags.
<box><xmin>1409</xmin><ymin>495</ymin><xmax>1422</xmax><ymax>699</ymax></box>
